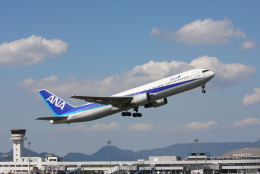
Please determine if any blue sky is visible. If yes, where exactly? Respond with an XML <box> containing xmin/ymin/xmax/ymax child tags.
<box><xmin>0</xmin><ymin>1</ymin><xmax>260</xmax><ymax>156</ymax></box>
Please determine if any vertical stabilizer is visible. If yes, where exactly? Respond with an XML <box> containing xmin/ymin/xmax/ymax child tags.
<box><xmin>38</xmin><ymin>89</ymin><xmax>75</xmax><ymax>116</ymax></box>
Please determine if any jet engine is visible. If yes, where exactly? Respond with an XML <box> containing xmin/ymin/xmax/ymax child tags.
<box><xmin>144</xmin><ymin>98</ymin><xmax>167</xmax><ymax>108</ymax></box>
<box><xmin>131</xmin><ymin>93</ymin><xmax>151</xmax><ymax>106</ymax></box>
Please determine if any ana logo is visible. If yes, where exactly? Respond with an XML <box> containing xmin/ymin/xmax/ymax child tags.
<box><xmin>46</xmin><ymin>95</ymin><xmax>66</xmax><ymax>110</ymax></box>
<box><xmin>170</xmin><ymin>75</ymin><xmax>181</xmax><ymax>81</ymax></box>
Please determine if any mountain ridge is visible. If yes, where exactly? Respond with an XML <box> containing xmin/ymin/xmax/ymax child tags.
<box><xmin>1</xmin><ymin>141</ymin><xmax>259</xmax><ymax>162</ymax></box>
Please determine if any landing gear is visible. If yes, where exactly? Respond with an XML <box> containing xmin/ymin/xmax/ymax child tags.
<box><xmin>121</xmin><ymin>112</ymin><xmax>131</xmax><ymax>116</ymax></box>
<box><xmin>201</xmin><ymin>84</ymin><xmax>206</xmax><ymax>93</ymax></box>
<box><xmin>132</xmin><ymin>113</ymin><xmax>142</xmax><ymax>117</ymax></box>
<box><xmin>121</xmin><ymin>107</ymin><xmax>142</xmax><ymax>117</ymax></box>
<box><xmin>133</xmin><ymin>107</ymin><xmax>142</xmax><ymax>117</ymax></box>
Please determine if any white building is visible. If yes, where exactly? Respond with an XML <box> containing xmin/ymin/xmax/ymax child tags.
<box><xmin>1</xmin><ymin>129</ymin><xmax>260</xmax><ymax>174</ymax></box>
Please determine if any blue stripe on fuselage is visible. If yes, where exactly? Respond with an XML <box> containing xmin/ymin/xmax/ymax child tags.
<box><xmin>126</xmin><ymin>78</ymin><xmax>199</xmax><ymax>96</ymax></box>
<box><xmin>59</xmin><ymin>78</ymin><xmax>200</xmax><ymax>116</ymax></box>
<box><xmin>57</xmin><ymin>103</ymin><xmax>107</xmax><ymax>116</ymax></box>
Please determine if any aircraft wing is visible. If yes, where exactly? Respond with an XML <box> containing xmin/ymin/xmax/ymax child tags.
<box><xmin>35</xmin><ymin>116</ymin><xmax>68</xmax><ymax>121</ymax></box>
<box><xmin>70</xmin><ymin>95</ymin><xmax>133</xmax><ymax>105</ymax></box>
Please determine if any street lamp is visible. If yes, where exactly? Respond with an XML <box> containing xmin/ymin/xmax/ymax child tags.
<box><xmin>28</xmin><ymin>141</ymin><xmax>31</xmax><ymax>173</ymax></box>
<box><xmin>107</xmin><ymin>140</ymin><xmax>112</xmax><ymax>169</ymax></box>
<box><xmin>173</xmin><ymin>144</ymin><xmax>175</xmax><ymax>156</ymax></box>
<box><xmin>194</xmin><ymin>138</ymin><xmax>199</xmax><ymax>166</ymax></box>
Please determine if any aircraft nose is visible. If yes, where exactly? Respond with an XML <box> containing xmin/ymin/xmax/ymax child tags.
<box><xmin>209</xmin><ymin>71</ymin><xmax>215</xmax><ymax>78</ymax></box>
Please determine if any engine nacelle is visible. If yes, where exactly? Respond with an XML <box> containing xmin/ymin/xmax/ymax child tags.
<box><xmin>144</xmin><ymin>98</ymin><xmax>168</xmax><ymax>108</ymax></box>
<box><xmin>131</xmin><ymin>93</ymin><xmax>151</xmax><ymax>106</ymax></box>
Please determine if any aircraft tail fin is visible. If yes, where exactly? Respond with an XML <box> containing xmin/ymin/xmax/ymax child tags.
<box><xmin>38</xmin><ymin>89</ymin><xmax>75</xmax><ymax>116</ymax></box>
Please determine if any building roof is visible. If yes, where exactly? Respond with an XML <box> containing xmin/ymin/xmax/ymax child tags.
<box><xmin>220</xmin><ymin>148</ymin><xmax>260</xmax><ymax>157</ymax></box>
<box><xmin>10</xmin><ymin>129</ymin><xmax>26</xmax><ymax>134</ymax></box>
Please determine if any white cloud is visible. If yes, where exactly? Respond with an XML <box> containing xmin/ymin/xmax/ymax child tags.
<box><xmin>184</xmin><ymin>121</ymin><xmax>218</xmax><ymax>131</ymax></box>
<box><xmin>127</xmin><ymin>123</ymin><xmax>155</xmax><ymax>131</ymax></box>
<box><xmin>19</xmin><ymin>56</ymin><xmax>255</xmax><ymax>96</ymax></box>
<box><xmin>53</xmin><ymin>121</ymin><xmax>218</xmax><ymax>133</ymax></box>
<box><xmin>240</xmin><ymin>41</ymin><xmax>256</xmax><ymax>50</ymax></box>
<box><xmin>150</xmin><ymin>27</ymin><xmax>161</xmax><ymax>36</ymax></box>
<box><xmin>150</xmin><ymin>18</ymin><xmax>246</xmax><ymax>45</ymax></box>
<box><xmin>54</xmin><ymin>122</ymin><xmax>121</xmax><ymax>132</ymax></box>
<box><xmin>242</xmin><ymin>88</ymin><xmax>260</xmax><ymax>106</ymax></box>
<box><xmin>0</xmin><ymin>35</ymin><xmax>68</xmax><ymax>66</ymax></box>
<box><xmin>54</xmin><ymin>122</ymin><xmax>154</xmax><ymax>132</ymax></box>
<box><xmin>190</xmin><ymin>56</ymin><xmax>256</xmax><ymax>87</ymax></box>
<box><xmin>234</xmin><ymin>117</ymin><xmax>260</xmax><ymax>128</ymax></box>
<box><xmin>51</xmin><ymin>118</ymin><xmax>260</xmax><ymax>135</ymax></box>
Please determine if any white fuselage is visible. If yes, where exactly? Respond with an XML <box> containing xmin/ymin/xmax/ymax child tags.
<box><xmin>50</xmin><ymin>69</ymin><xmax>214</xmax><ymax>124</ymax></box>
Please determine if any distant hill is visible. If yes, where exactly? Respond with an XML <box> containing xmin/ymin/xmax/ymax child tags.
<box><xmin>0</xmin><ymin>149</ymin><xmax>64</xmax><ymax>162</ymax></box>
<box><xmin>62</xmin><ymin>141</ymin><xmax>259</xmax><ymax>161</ymax></box>
<box><xmin>253</xmin><ymin>140</ymin><xmax>260</xmax><ymax>147</ymax></box>
<box><xmin>173</xmin><ymin>142</ymin><xmax>251</xmax><ymax>157</ymax></box>
<box><xmin>134</xmin><ymin>146</ymin><xmax>174</xmax><ymax>160</ymax></box>
<box><xmin>0</xmin><ymin>141</ymin><xmax>259</xmax><ymax>162</ymax></box>
<box><xmin>63</xmin><ymin>153</ymin><xmax>97</xmax><ymax>162</ymax></box>
<box><xmin>92</xmin><ymin>146</ymin><xmax>136</xmax><ymax>161</ymax></box>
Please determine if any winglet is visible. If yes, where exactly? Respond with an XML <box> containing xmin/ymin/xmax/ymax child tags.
<box><xmin>38</xmin><ymin>89</ymin><xmax>75</xmax><ymax>116</ymax></box>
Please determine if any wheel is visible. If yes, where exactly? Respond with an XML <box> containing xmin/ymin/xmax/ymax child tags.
<box><xmin>202</xmin><ymin>90</ymin><xmax>206</xmax><ymax>93</ymax></box>
<box><xmin>137</xmin><ymin>113</ymin><xmax>142</xmax><ymax>117</ymax></box>
<box><xmin>127</xmin><ymin>112</ymin><xmax>131</xmax><ymax>116</ymax></box>
<box><xmin>121</xmin><ymin>112</ymin><xmax>126</xmax><ymax>116</ymax></box>
<box><xmin>132</xmin><ymin>113</ymin><xmax>137</xmax><ymax>117</ymax></box>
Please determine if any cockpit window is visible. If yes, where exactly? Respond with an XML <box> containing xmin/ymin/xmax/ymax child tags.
<box><xmin>202</xmin><ymin>70</ymin><xmax>209</xmax><ymax>73</ymax></box>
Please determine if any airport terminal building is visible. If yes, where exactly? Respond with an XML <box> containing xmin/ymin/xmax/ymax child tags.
<box><xmin>1</xmin><ymin>129</ymin><xmax>260</xmax><ymax>174</ymax></box>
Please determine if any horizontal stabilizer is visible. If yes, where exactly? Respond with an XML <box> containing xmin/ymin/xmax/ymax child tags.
<box><xmin>70</xmin><ymin>95</ymin><xmax>133</xmax><ymax>105</ymax></box>
<box><xmin>35</xmin><ymin>116</ymin><xmax>68</xmax><ymax>121</ymax></box>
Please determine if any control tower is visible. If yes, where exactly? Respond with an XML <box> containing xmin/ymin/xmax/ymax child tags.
<box><xmin>10</xmin><ymin>129</ymin><xmax>27</xmax><ymax>162</ymax></box>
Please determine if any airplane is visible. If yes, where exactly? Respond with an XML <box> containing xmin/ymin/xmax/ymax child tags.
<box><xmin>37</xmin><ymin>69</ymin><xmax>215</xmax><ymax>124</ymax></box>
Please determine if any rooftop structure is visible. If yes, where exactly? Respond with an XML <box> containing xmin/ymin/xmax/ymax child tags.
<box><xmin>220</xmin><ymin>148</ymin><xmax>260</xmax><ymax>158</ymax></box>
